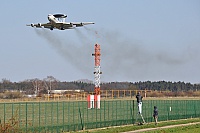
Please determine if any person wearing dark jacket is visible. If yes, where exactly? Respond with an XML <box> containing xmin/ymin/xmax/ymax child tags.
<box><xmin>135</xmin><ymin>92</ymin><xmax>146</xmax><ymax>123</ymax></box>
<box><xmin>153</xmin><ymin>106</ymin><xmax>158</xmax><ymax>125</ymax></box>
<box><xmin>136</xmin><ymin>92</ymin><xmax>143</xmax><ymax>114</ymax></box>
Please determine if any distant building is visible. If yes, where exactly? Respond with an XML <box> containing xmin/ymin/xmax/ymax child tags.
<box><xmin>4</xmin><ymin>89</ymin><xmax>25</xmax><ymax>93</ymax></box>
<box><xmin>51</xmin><ymin>89</ymin><xmax>84</xmax><ymax>94</ymax></box>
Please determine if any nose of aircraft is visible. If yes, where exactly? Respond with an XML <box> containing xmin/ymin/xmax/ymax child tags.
<box><xmin>48</xmin><ymin>14</ymin><xmax>52</xmax><ymax>21</ymax></box>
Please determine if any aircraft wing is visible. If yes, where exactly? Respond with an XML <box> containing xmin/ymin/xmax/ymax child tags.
<box><xmin>27</xmin><ymin>22</ymin><xmax>95</xmax><ymax>30</ymax></box>
<box><xmin>59</xmin><ymin>22</ymin><xmax>94</xmax><ymax>29</ymax></box>
<box><xmin>26</xmin><ymin>23</ymin><xmax>53</xmax><ymax>29</ymax></box>
<box><xmin>70</xmin><ymin>22</ymin><xmax>95</xmax><ymax>27</ymax></box>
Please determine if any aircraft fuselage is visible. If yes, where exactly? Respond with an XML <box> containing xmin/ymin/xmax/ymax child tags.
<box><xmin>47</xmin><ymin>14</ymin><xmax>73</xmax><ymax>30</ymax></box>
<box><xmin>27</xmin><ymin>13</ymin><xmax>94</xmax><ymax>30</ymax></box>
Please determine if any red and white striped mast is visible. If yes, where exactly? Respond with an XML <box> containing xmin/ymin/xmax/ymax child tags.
<box><xmin>87</xmin><ymin>43</ymin><xmax>102</xmax><ymax>109</ymax></box>
<box><xmin>92</xmin><ymin>44</ymin><xmax>101</xmax><ymax>95</ymax></box>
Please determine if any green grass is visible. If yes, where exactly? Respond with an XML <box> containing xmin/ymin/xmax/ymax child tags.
<box><xmin>145</xmin><ymin>123</ymin><xmax>200</xmax><ymax>133</ymax></box>
<box><xmin>0</xmin><ymin>100</ymin><xmax>199</xmax><ymax>132</ymax></box>
<box><xmin>76</xmin><ymin>118</ymin><xmax>200</xmax><ymax>133</ymax></box>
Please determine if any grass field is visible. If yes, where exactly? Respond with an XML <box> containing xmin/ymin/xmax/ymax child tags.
<box><xmin>145</xmin><ymin>124</ymin><xmax>200</xmax><ymax>133</ymax></box>
<box><xmin>0</xmin><ymin>96</ymin><xmax>200</xmax><ymax>103</ymax></box>
<box><xmin>0</xmin><ymin>98</ymin><xmax>199</xmax><ymax>132</ymax></box>
<box><xmin>76</xmin><ymin>118</ymin><xmax>200</xmax><ymax>133</ymax></box>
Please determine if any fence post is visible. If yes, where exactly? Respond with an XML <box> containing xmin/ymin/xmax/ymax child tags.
<box><xmin>126</xmin><ymin>100</ymin><xmax>128</xmax><ymax>124</ymax></box>
<box><xmin>79</xmin><ymin>107</ymin><xmax>84</xmax><ymax>130</ymax></box>
<box><xmin>11</xmin><ymin>103</ymin><xmax>14</xmax><ymax>122</ymax></box>
<box><xmin>32</xmin><ymin>102</ymin><xmax>34</xmax><ymax>132</ymax></box>
<box><xmin>131</xmin><ymin>100</ymin><xmax>134</xmax><ymax>124</ymax></box>
<box><xmin>151</xmin><ymin>100</ymin><xmax>153</xmax><ymax>122</ymax></box>
<box><xmin>44</xmin><ymin>102</ymin><xmax>47</xmax><ymax>131</ymax></box>
<box><xmin>51</xmin><ymin>102</ymin><xmax>53</xmax><ymax>132</ymax></box>
<box><xmin>194</xmin><ymin>101</ymin><xmax>196</xmax><ymax>117</ymax></box>
<box><xmin>186</xmin><ymin>100</ymin><xmax>187</xmax><ymax>118</ymax></box>
<box><xmin>145</xmin><ymin>105</ymin><xmax>147</xmax><ymax>123</ymax></box>
<box><xmin>114</xmin><ymin>101</ymin><xmax>118</xmax><ymax>126</ymax></box>
<box><xmin>104</xmin><ymin>100</ymin><xmax>105</xmax><ymax>124</ymax></box>
<box><xmin>184</xmin><ymin>100</ymin><xmax>187</xmax><ymax>119</ymax></box>
<box><xmin>73</xmin><ymin>102</ymin><xmax>75</xmax><ymax>131</ymax></box>
<box><xmin>57</xmin><ymin>102</ymin><xmax>59</xmax><ymax>132</ymax></box>
<box><xmin>62</xmin><ymin>101</ymin><xmax>65</xmax><ymax>131</ymax></box>
<box><xmin>26</xmin><ymin>102</ymin><xmax>28</xmax><ymax>132</ymax></box>
<box><xmin>108</xmin><ymin>101</ymin><xmax>110</xmax><ymax>123</ymax></box>
<box><xmin>39</xmin><ymin>102</ymin><xmax>41</xmax><ymax>132</ymax></box>
<box><xmin>19</xmin><ymin>103</ymin><xmax>21</xmax><ymax>128</ymax></box>
<box><xmin>167</xmin><ymin>105</ymin><xmax>169</xmax><ymax>120</ymax></box>
<box><xmin>100</xmin><ymin>100</ymin><xmax>102</xmax><ymax>127</ymax></box>
<box><xmin>3</xmin><ymin>103</ymin><xmax>5</xmax><ymax>125</ymax></box>
<box><xmin>68</xmin><ymin>102</ymin><xmax>70</xmax><ymax>131</ymax></box>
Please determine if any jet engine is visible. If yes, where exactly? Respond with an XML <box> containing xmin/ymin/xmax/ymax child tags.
<box><xmin>38</xmin><ymin>23</ymin><xmax>42</xmax><ymax>27</ymax></box>
<box><xmin>31</xmin><ymin>23</ymin><xmax>34</xmax><ymax>27</ymax></box>
<box><xmin>76</xmin><ymin>23</ymin><xmax>84</xmax><ymax>27</ymax></box>
<box><xmin>50</xmin><ymin>26</ymin><xmax>54</xmax><ymax>30</ymax></box>
<box><xmin>70</xmin><ymin>23</ymin><xmax>73</xmax><ymax>27</ymax></box>
<box><xmin>60</xmin><ymin>27</ymin><xmax>65</xmax><ymax>30</ymax></box>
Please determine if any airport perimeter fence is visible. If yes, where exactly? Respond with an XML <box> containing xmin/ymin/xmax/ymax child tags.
<box><xmin>0</xmin><ymin>100</ymin><xmax>200</xmax><ymax>132</ymax></box>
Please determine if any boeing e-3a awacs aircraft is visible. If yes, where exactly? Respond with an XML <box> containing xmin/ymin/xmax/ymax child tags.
<box><xmin>26</xmin><ymin>14</ymin><xmax>95</xmax><ymax>30</ymax></box>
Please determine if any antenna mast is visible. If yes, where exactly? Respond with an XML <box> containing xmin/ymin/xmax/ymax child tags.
<box><xmin>92</xmin><ymin>44</ymin><xmax>101</xmax><ymax>95</ymax></box>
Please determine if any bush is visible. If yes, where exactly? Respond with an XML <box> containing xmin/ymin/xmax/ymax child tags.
<box><xmin>147</xmin><ymin>90</ymin><xmax>200</xmax><ymax>97</ymax></box>
<box><xmin>191</xmin><ymin>91</ymin><xmax>200</xmax><ymax>97</ymax></box>
<box><xmin>174</xmin><ymin>91</ymin><xmax>186</xmax><ymax>97</ymax></box>
<box><xmin>0</xmin><ymin>92</ymin><xmax>23</xmax><ymax>99</ymax></box>
<box><xmin>148</xmin><ymin>91</ymin><xmax>164</xmax><ymax>97</ymax></box>
<box><xmin>164</xmin><ymin>91</ymin><xmax>174</xmax><ymax>97</ymax></box>
<box><xmin>0</xmin><ymin>109</ymin><xmax>20</xmax><ymax>132</ymax></box>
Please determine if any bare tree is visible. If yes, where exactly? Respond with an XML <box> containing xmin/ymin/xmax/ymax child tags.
<box><xmin>43</xmin><ymin>76</ymin><xmax>58</xmax><ymax>95</ymax></box>
<box><xmin>29</xmin><ymin>78</ymin><xmax>43</xmax><ymax>96</ymax></box>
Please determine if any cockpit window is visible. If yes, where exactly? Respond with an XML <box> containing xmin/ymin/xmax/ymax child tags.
<box><xmin>56</xmin><ymin>17</ymin><xmax>66</xmax><ymax>22</ymax></box>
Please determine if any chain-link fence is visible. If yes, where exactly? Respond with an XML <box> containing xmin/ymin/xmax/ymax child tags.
<box><xmin>0</xmin><ymin>100</ymin><xmax>199</xmax><ymax>132</ymax></box>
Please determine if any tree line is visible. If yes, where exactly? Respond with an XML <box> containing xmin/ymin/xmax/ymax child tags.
<box><xmin>0</xmin><ymin>77</ymin><xmax>199</xmax><ymax>95</ymax></box>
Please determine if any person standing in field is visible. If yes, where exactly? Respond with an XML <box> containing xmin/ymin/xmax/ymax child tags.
<box><xmin>135</xmin><ymin>92</ymin><xmax>146</xmax><ymax>124</ymax></box>
<box><xmin>153</xmin><ymin>106</ymin><xmax>158</xmax><ymax>125</ymax></box>
<box><xmin>136</xmin><ymin>92</ymin><xmax>143</xmax><ymax>114</ymax></box>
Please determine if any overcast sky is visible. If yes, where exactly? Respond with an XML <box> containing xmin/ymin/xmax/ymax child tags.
<box><xmin>0</xmin><ymin>0</ymin><xmax>200</xmax><ymax>83</ymax></box>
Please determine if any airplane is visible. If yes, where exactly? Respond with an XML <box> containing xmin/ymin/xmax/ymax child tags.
<box><xmin>26</xmin><ymin>14</ymin><xmax>95</xmax><ymax>30</ymax></box>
